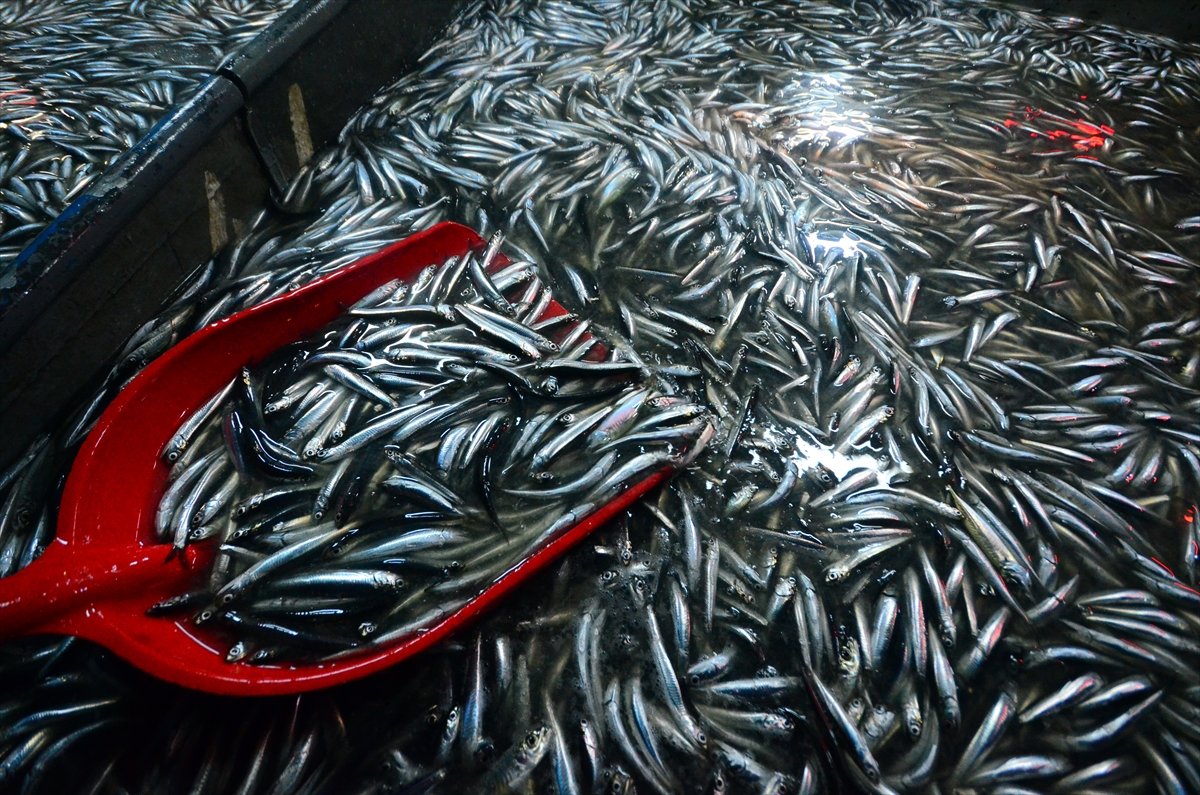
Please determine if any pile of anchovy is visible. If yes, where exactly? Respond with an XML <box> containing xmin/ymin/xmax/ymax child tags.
<box><xmin>1</xmin><ymin>0</ymin><xmax>1200</xmax><ymax>791</ymax></box>
<box><xmin>154</xmin><ymin>240</ymin><xmax>710</xmax><ymax>663</ymax></box>
<box><xmin>0</xmin><ymin>0</ymin><xmax>297</xmax><ymax>299</ymax></box>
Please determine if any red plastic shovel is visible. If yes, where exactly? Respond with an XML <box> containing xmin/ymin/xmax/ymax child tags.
<box><xmin>0</xmin><ymin>222</ymin><xmax>681</xmax><ymax>695</ymax></box>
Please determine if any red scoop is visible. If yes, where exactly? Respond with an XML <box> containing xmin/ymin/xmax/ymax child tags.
<box><xmin>0</xmin><ymin>222</ymin><xmax>676</xmax><ymax>695</ymax></box>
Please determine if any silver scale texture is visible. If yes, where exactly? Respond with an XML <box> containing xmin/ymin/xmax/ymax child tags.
<box><xmin>1</xmin><ymin>0</ymin><xmax>1200</xmax><ymax>791</ymax></box>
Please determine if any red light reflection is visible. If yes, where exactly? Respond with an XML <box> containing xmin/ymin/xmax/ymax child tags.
<box><xmin>1002</xmin><ymin>106</ymin><xmax>1113</xmax><ymax>152</ymax></box>
<box><xmin>1149</xmin><ymin>556</ymin><xmax>1176</xmax><ymax>578</ymax></box>
<box><xmin>0</xmin><ymin>89</ymin><xmax>37</xmax><ymax>108</ymax></box>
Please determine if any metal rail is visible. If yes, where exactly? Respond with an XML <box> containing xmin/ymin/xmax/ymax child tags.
<box><xmin>0</xmin><ymin>0</ymin><xmax>463</xmax><ymax>470</ymax></box>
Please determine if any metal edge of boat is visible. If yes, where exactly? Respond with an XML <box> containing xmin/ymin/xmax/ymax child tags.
<box><xmin>0</xmin><ymin>0</ymin><xmax>464</xmax><ymax>471</ymax></box>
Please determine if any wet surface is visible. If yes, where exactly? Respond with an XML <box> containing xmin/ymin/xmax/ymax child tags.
<box><xmin>0</xmin><ymin>0</ymin><xmax>1199</xmax><ymax>791</ymax></box>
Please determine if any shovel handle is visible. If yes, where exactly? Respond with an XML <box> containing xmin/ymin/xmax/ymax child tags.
<box><xmin>0</xmin><ymin>542</ymin><xmax>205</xmax><ymax>639</ymax></box>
